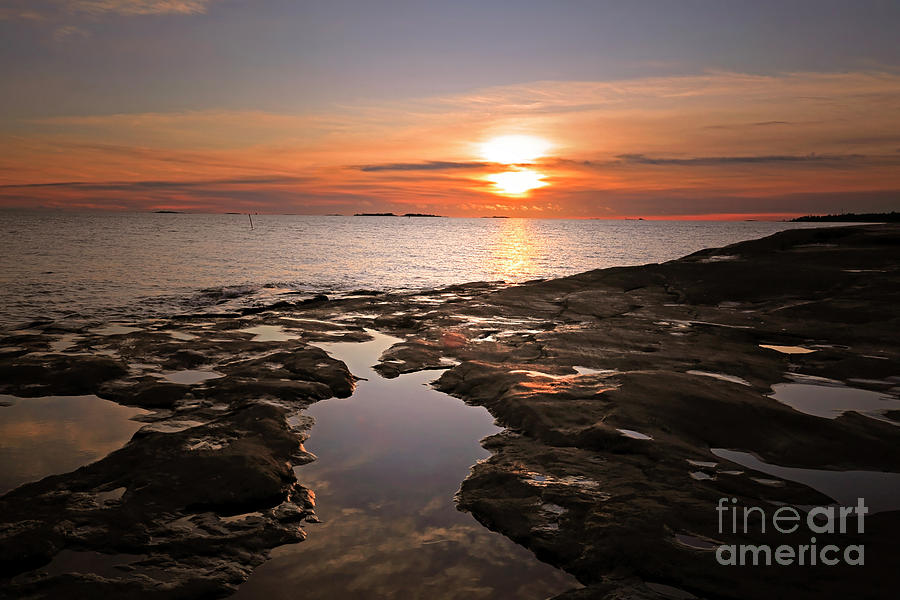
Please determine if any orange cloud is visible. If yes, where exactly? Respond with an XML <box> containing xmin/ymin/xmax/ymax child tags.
<box><xmin>2</xmin><ymin>71</ymin><xmax>899</xmax><ymax>217</ymax></box>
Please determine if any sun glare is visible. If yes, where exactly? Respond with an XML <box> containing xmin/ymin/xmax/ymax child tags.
<box><xmin>481</xmin><ymin>135</ymin><xmax>551</xmax><ymax>164</ymax></box>
<box><xmin>486</xmin><ymin>169</ymin><xmax>548</xmax><ymax>195</ymax></box>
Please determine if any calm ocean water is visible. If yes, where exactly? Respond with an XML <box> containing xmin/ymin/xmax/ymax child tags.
<box><xmin>0</xmin><ymin>212</ymin><xmax>834</xmax><ymax>329</ymax></box>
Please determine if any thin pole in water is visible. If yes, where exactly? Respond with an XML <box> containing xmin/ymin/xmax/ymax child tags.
<box><xmin>248</xmin><ymin>213</ymin><xmax>254</xmax><ymax>229</ymax></box>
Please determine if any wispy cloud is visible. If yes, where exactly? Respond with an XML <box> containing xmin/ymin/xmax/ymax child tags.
<box><xmin>0</xmin><ymin>0</ymin><xmax>216</xmax><ymax>22</ymax></box>
<box><xmin>614</xmin><ymin>153</ymin><xmax>869</xmax><ymax>166</ymax></box>
<box><xmin>64</xmin><ymin>1</ymin><xmax>216</xmax><ymax>16</ymax></box>
<box><xmin>53</xmin><ymin>25</ymin><xmax>90</xmax><ymax>41</ymax></box>
<box><xmin>358</xmin><ymin>161</ymin><xmax>487</xmax><ymax>172</ymax></box>
<box><xmin>0</xmin><ymin>7</ymin><xmax>46</xmax><ymax>20</ymax></box>
<box><xmin>704</xmin><ymin>120</ymin><xmax>796</xmax><ymax>130</ymax></box>
<box><xmin>0</xmin><ymin>175</ymin><xmax>310</xmax><ymax>191</ymax></box>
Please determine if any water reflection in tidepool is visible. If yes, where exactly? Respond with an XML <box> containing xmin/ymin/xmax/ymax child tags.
<box><xmin>0</xmin><ymin>395</ymin><xmax>149</xmax><ymax>495</ymax></box>
<box><xmin>758</xmin><ymin>344</ymin><xmax>816</xmax><ymax>355</ymax></box>
<box><xmin>238</xmin><ymin>324</ymin><xmax>300</xmax><ymax>342</ymax></box>
<box><xmin>769</xmin><ymin>381</ymin><xmax>900</xmax><ymax>422</ymax></box>
<box><xmin>711</xmin><ymin>449</ymin><xmax>900</xmax><ymax>514</ymax></box>
<box><xmin>233</xmin><ymin>331</ymin><xmax>580</xmax><ymax>599</ymax></box>
<box><xmin>157</xmin><ymin>369</ymin><xmax>224</xmax><ymax>385</ymax></box>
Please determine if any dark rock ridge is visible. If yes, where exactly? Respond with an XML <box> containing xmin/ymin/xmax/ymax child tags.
<box><xmin>1</xmin><ymin>224</ymin><xmax>898</xmax><ymax>598</ymax></box>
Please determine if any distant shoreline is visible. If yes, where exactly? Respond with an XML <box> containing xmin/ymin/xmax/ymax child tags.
<box><xmin>353</xmin><ymin>212</ymin><xmax>444</xmax><ymax>217</ymax></box>
<box><xmin>790</xmin><ymin>211</ymin><xmax>899</xmax><ymax>222</ymax></box>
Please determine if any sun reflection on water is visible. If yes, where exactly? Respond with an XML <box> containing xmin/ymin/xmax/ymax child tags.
<box><xmin>486</xmin><ymin>218</ymin><xmax>542</xmax><ymax>281</ymax></box>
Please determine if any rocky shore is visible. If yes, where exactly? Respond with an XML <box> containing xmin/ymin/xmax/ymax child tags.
<box><xmin>1</xmin><ymin>224</ymin><xmax>898</xmax><ymax>599</ymax></box>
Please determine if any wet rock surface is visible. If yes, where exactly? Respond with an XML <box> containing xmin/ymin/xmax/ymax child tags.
<box><xmin>430</xmin><ymin>224</ymin><xmax>900</xmax><ymax>599</ymax></box>
<box><xmin>1</xmin><ymin>224</ymin><xmax>899</xmax><ymax>598</ymax></box>
<box><xmin>0</xmin><ymin>319</ymin><xmax>355</xmax><ymax>598</ymax></box>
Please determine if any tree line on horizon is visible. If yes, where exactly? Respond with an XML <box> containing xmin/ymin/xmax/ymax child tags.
<box><xmin>791</xmin><ymin>212</ymin><xmax>899</xmax><ymax>223</ymax></box>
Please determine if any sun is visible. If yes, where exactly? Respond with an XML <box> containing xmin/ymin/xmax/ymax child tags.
<box><xmin>486</xmin><ymin>169</ymin><xmax>548</xmax><ymax>195</ymax></box>
<box><xmin>480</xmin><ymin>135</ymin><xmax>552</xmax><ymax>164</ymax></box>
<box><xmin>480</xmin><ymin>134</ymin><xmax>552</xmax><ymax>195</ymax></box>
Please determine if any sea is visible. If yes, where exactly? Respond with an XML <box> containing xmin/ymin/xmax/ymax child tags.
<box><xmin>0</xmin><ymin>211</ymin><xmax>837</xmax><ymax>329</ymax></box>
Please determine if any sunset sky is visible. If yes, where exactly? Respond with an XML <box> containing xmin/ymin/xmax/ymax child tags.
<box><xmin>1</xmin><ymin>0</ymin><xmax>899</xmax><ymax>218</ymax></box>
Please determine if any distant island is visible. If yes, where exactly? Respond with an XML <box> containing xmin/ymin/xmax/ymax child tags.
<box><xmin>791</xmin><ymin>211</ymin><xmax>899</xmax><ymax>222</ymax></box>
<box><xmin>481</xmin><ymin>215</ymin><xmax>509</xmax><ymax>218</ymax></box>
<box><xmin>154</xmin><ymin>210</ymin><xmax>184</xmax><ymax>214</ymax></box>
<box><xmin>353</xmin><ymin>212</ymin><xmax>444</xmax><ymax>217</ymax></box>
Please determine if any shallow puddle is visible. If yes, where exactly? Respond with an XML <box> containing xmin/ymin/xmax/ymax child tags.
<box><xmin>674</xmin><ymin>533</ymin><xmax>720</xmax><ymax>550</ymax></box>
<box><xmin>686</xmin><ymin>370</ymin><xmax>750</xmax><ymax>386</ymax></box>
<box><xmin>280</xmin><ymin>317</ymin><xmax>345</xmax><ymax>327</ymax></box>
<box><xmin>711</xmin><ymin>449</ymin><xmax>900</xmax><ymax>513</ymax></box>
<box><xmin>0</xmin><ymin>395</ymin><xmax>149</xmax><ymax>495</ymax></box>
<box><xmin>238</xmin><ymin>325</ymin><xmax>301</xmax><ymax>342</ymax></box>
<box><xmin>16</xmin><ymin>550</ymin><xmax>146</xmax><ymax>581</ymax></box>
<box><xmin>96</xmin><ymin>486</ymin><xmax>126</xmax><ymax>503</ymax></box>
<box><xmin>759</xmin><ymin>344</ymin><xmax>816</xmax><ymax>354</ymax></box>
<box><xmin>699</xmin><ymin>254</ymin><xmax>739</xmax><ymax>263</ymax></box>
<box><xmin>511</xmin><ymin>367</ymin><xmax>617</xmax><ymax>382</ymax></box>
<box><xmin>769</xmin><ymin>381</ymin><xmax>900</xmax><ymax>421</ymax></box>
<box><xmin>510</xmin><ymin>369</ymin><xmax>569</xmax><ymax>380</ymax></box>
<box><xmin>167</xmin><ymin>331</ymin><xmax>198</xmax><ymax>341</ymax></box>
<box><xmin>139</xmin><ymin>419</ymin><xmax>207</xmax><ymax>433</ymax></box>
<box><xmin>48</xmin><ymin>333</ymin><xmax>82</xmax><ymax>352</ymax></box>
<box><xmin>617</xmin><ymin>428</ymin><xmax>653</xmax><ymax>440</ymax></box>
<box><xmin>233</xmin><ymin>331</ymin><xmax>580</xmax><ymax>600</ymax></box>
<box><xmin>573</xmin><ymin>366</ymin><xmax>618</xmax><ymax>377</ymax></box>
<box><xmin>157</xmin><ymin>369</ymin><xmax>224</xmax><ymax>385</ymax></box>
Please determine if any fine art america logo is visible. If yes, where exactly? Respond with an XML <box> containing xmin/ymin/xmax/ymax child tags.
<box><xmin>715</xmin><ymin>497</ymin><xmax>867</xmax><ymax>566</ymax></box>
